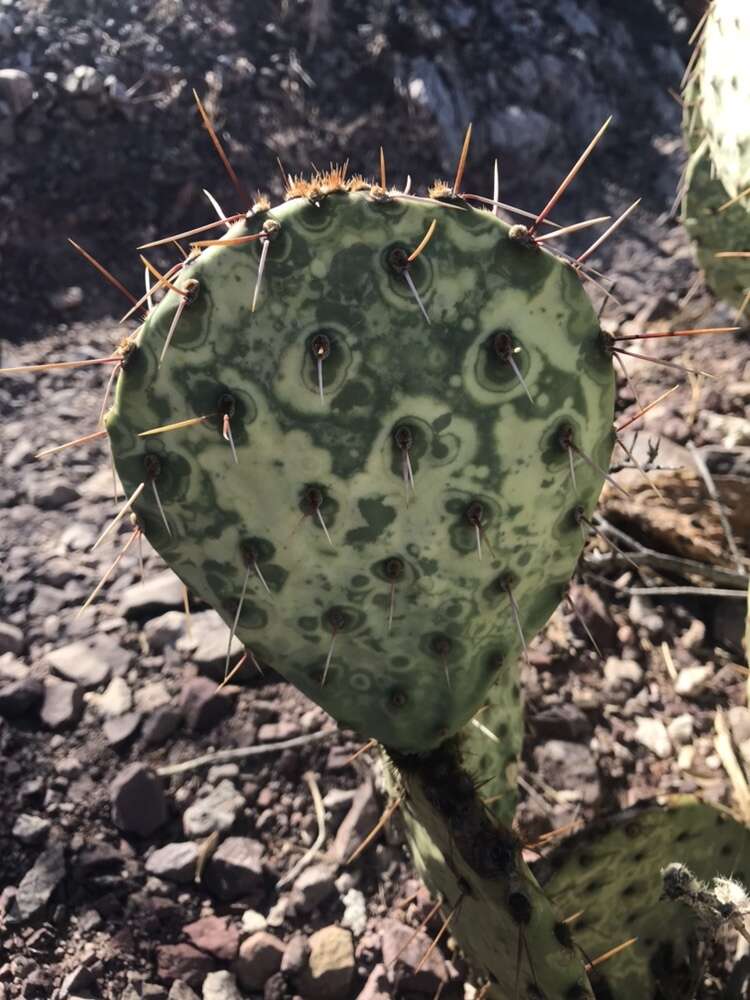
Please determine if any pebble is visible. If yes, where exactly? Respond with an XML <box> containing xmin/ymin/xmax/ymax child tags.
<box><xmin>533</xmin><ymin>740</ymin><xmax>601</xmax><ymax>805</ymax></box>
<box><xmin>333</xmin><ymin>781</ymin><xmax>379</xmax><ymax>863</ymax></box>
<box><xmin>180</xmin><ymin>677</ymin><xmax>233</xmax><ymax>733</ymax></box>
<box><xmin>667</xmin><ymin>713</ymin><xmax>694</xmax><ymax>747</ymax></box>
<box><xmin>143</xmin><ymin>611</ymin><xmax>186</xmax><ymax>652</ymax></box>
<box><xmin>60</xmin><ymin>966</ymin><xmax>98</xmax><ymax>998</ymax></box>
<box><xmin>291</xmin><ymin>860</ymin><xmax>338</xmax><ymax>912</ymax></box>
<box><xmin>40</xmin><ymin>679</ymin><xmax>84</xmax><ymax>729</ymax></box>
<box><xmin>145</xmin><ymin>842</ymin><xmax>198</xmax><ymax>884</ymax></box>
<box><xmin>204</xmin><ymin>836</ymin><xmax>264</xmax><ymax>901</ymax></box>
<box><xmin>88</xmin><ymin>676</ymin><xmax>133</xmax><ymax>717</ymax></box>
<box><xmin>103</xmin><ymin>711</ymin><xmax>142</xmax><ymax>746</ymax></box>
<box><xmin>142</xmin><ymin>707</ymin><xmax>181</xmax><ymax>747</ymax></box>
<box><xmin>156</xmin><ymin>945</ymin><xmax>215</xmax><ymax>989</ymax></box>
<box><xmin>46</xmin><ymin>639</ymin><xmax>113</xmax><ymax>688</ymax></box>
<box><xmin>380</xmin><ymin>918</ymin><xmax>450</xmax><ymax>996</ymax></box>
<box><xmin>110</xmin><ymin>763</ymin><xmax>167</xmax><ymax>837</ymax></box>
<box><xmin>177</xmin><ymin>609</ymin><xmax>243</xmax><ymax>675</ymax></box>
<box><xmin>234</xmin><ymin>932</ymin><xmax>285</xmax><ymax>992</ymax></box>
<box><xmin>183</xmin><ymin>915</ymin><xmax>239</xmax><ymax>961</ymax></box>
<box><xmin>28</xmin><ymin>477</ymin><xmax>80</xmax><ymax>509</ymax></box>
<box><xmin>0</xmin><ymin>68</ymin><xmax>34</xmax><ymax>116</ymax></box>
<box><xmin>168</xmin><ymin>984</ymin><xmax>200</xmax><ymax>1000</ymax></box>
<box><xmin>0</xmin><ymin>622</ymin><xmax>23</xmax><ymax>655</ymax></box>
<box><xmin>341</xmin><ymin>887</ymin><xmax>367</xmax><ymax>937</ymax></box>
<box><xmin>675</xmin><ymin>665</ymin><xmax>713</xmax><ymax>698</ymax></box>
<box><xmin>182</xmin><ymin>780</ymin><xmax>244</xmax><ymax>838</ymax></box>
<box><xmin>135</xmin><ymin>679</ymin><xmax>171</xmax><ymax>713</ymax></box>
<box><xmin>202</xmin><ymin>971</ymin><xmax>242</xmax><ymax>1000</ymax></box>
<box><xmin>12</xmin><ymin>814</ymin><xmax>51</xmax><ymax>846</ymax></box>
<box><xmin>241</xmin><ymin>909</ymin><xmax>267</xmax><ymax>935</ymax></box>
<box><xmin>299</xmin><ymin>925</ymin><xmax>355</xmax><ymax>1000</ymax></box>
<box><xmin>0</xmin><ymin>677</ymin><xmax>44</xmax><ymax>718</ymax></box>
<box><xmin>8</xmin><ymin>843</ymin><xmax>66</xmax><ymax>923</ymax></box>
<box><xmin>603</xmin><ymin>657</ymin><xmax>644</xmax><ymax>691</ymax></box>
<box><xmin>119</xmin><ymin>570</ymin><xmax>184</xmax><ymax>620</ymax></box>
<box><xmin>280</xmin><ymin>932</ymin><xmax>309</xmax><ymax>975</ymax></box>
<box><xmin>634</xmin><ymin>717</ymin><xmax>672</xmax><ymax>759</ymax></box>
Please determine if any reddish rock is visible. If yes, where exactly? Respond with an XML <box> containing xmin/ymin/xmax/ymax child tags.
<box><xmin>180</xmin><ymin>677</ymin><xmax>232</xmax><ymax>732</ymax></box>
<box><xmin>110</xmin><ymin>763</ymin><xmax>167</xmax><ymax>837</ymax></box>
<box><xmin>234</xmin><ymin>931</ymin><xmax>284</xmax><ymax>992</ymax></box>
<box><xmin>183</xmin><ymin>914</ymin><xmax>239</xmax><ymax>961</ymax></box>
<box><xmin>204</xmin><ymin>837</ymin><xmax>264</xmax><ymax>901</ymax></box>
<box><xmin>156</xmin><ymin>943</ymin><xmax>215</xmax><ymax>988</ymax></box>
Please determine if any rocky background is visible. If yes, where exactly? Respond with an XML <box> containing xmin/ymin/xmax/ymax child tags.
<box><xmin>3</xmin><ymin>2</ymin><xmax>750</xmax><ymax>999</ymax></box>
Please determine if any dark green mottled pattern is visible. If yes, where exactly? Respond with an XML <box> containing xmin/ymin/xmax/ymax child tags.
<box><xmin>541</xmin><ymin>797</ymin><xmax>750</xmax><ymax>998</ymax></box>
<box><xmin>108</xmin><ymin>191</ymin><xmax>614</xmax><ymax>751</ymax></box>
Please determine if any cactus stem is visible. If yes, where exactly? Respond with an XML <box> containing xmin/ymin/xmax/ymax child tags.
<box><xmin>387</xmin><ymin>896</ymin><xmax>445</xmax><ymax>968</ymax></box>
<box><xmin>615</xmin><ymin>384</ymin><xmax>681</xmax><ymax>433</ymax></box>
<box><xmin>226</xmin><ymin>565</ymin><xmax>250</xmax><ymax>679</ymax></box>
<box><xmin>614</xmin><ymin>324</ymin><xmax>739</xmax><ymax>342</ymax></box>
<box><xmin>612</xmin><ymin>346</ymin><xmax>714</xmax><ymax>379</ymax></box>
<box><xmin>492</xmin><ymin>159</ymin><xmax>500</xmax><ymax>217</ymax></box>
<box><xmin>138</xmin><ymin>414</ymin><xmax>212</xmax><ymax>437</ymax></box>
<box><xmin>221</xmin><ymin>413</ymin><xmax>239</xmax><ymax>464</ymax></box>
<box><xmin>77</xmin><ymin>526</ymin><xmax>141</xmax><ymax>617</ymax></box>
<box><xmin>150</xmin><ymin>479</ymin><xmax>172</xmax><ymax>536</ymax></box>
<box><xmin>347</xmin><ymin>796</ymin><xmax>402</xmax><ymax>864</ymax></box>
<box><xmin>575</xmin><ymin>198</ymin><xmax>640</xmax><ymax>265</ymax></box>
<box><xmin>192</xmin><ymin>88</ymin><xmax>250</xmax><ymax>209</ymax></box>
<box><xmin>452</xmin><ymin>123</ymin><xmax>473</xmax><ymax>196</ymax></box>
<box><xmin>536</xmin><ymin>215</ymin><xmax>612</xmax><ymax>243</ymax></box>
<box><xmin>251</xmin><ymin>237</ymin><xmax>271</xmax><ymax>313</ymax></box>
<box><xmin>530</xmin><ymin>116</ymin><xmax>612</xmax><ymax>236</ymax></box>
<box><xmin>415</xmin><ymin>896</ymin><xmax>463</xmax><ymax>974</ymax></box>
<box><xmin>92</xmin><ymin>481</ymin><xmax>146</xmax><ymax>551</ymax></box>
<box><xmin>35</xmin><ymin>428</ymin><xmax>108</xmax><ymax>460</ymax></box>
<box><xmin>138</xmin><ymin>213</ymin><xmax>244</xmax><ymax>249</ymax></box>
<box><xmin>67</xmin><ymin>238</ymin><xmax>140</xmax><ymax>307</ymax></box>
<box><xmin>584</xmin><ymin>936</ymin><xmax>638</xmax><ymax>972</ymax></box>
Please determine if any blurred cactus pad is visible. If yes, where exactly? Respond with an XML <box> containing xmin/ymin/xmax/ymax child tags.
<box><xmin>107</xmin><ymin>175</ymin><xmax>615</xmax><ymax>753</ymax></box>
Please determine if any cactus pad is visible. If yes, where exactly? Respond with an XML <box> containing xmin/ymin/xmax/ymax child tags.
<box><xmin>107</xmin><ymin>184</ymin><xmax>614</xmax><ymax>752</ymax></box>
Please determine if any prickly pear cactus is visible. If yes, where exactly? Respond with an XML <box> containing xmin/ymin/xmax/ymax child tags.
<box><xmin>682</xmin><ymin>0</ymin><xmax>750</xmax><ymax>310</ymax></box>
<box><xmin>106</xmin><ymin>180</ymin><xmax>614</xmax><ymax>753</ymax></box>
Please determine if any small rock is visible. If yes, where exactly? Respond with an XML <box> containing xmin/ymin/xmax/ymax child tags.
<box><xmin>29</xmin><ymin>477</ymin><xmax>80</xmax><ymax>510</ymax></box>
<box><xmin>135</xmin><ymin>679</ymin><xmax>172</xmax><ymax>713</ymax></box>
<box><xmin>48</xmin><ymin>285</ymin><xmax>84</xmax><ymax>311</ymax></box>
<box><xmin>110</xmin><ymin>763</ymin><xmax>167</xmax><ymax>837</ymax></box>
<box><xmin>667</xmin><ymin>714</ymin><xmax>694</xmax><ymax>747</ymax></box>
<box><xmin>178</xmin><ymin>610</ymin><xmax>243</xmax><ymax>676</ymax></box>
<box><xmin>727</xmin><ymin>706</ymin><xmax>750</xmax><ymax>745</ymax></box>
<box><xmin>333</xmin><ymin>781</ymin><xmax>379</xmax><ymax>863</ymax></box>
<box><xmin>156</xmin><ymin>945</ymin><xmax>215</xmax><ymax>989</ymax></box>
<box><xmin>47</xmin><ymin>639</ymin><xmax>112</xmax><ymax>688</ymax></box>
<box><xmin>299</xmin><ymin>926</ymin><xmax>355</xmax><ymax>1000</ymax></box>
<box><xmin>531</xmin><ymin>703</ymin><xmax>590</xmax><ymax>742</ymax></box>
<box><xmin>533</xmin><ymin>741</ymin><xmax>601</xmax><ymax>806</ymax></box>
<box><xmin>103</xmin><ymin>711</ymin><xmax>141</xmax><ymax>747</ymax></box>
<box><xmin>63</xmin><ymin>65</ymin><xmax>104</xmax><ymax>96</ymax></box>
<box><xmin>9</xmin><ymin>843</ymin><xmax>66</xmax><ymax>923</ymax></box>
<box><xmin>40</xmin><ymin>679</ymin><xmax>83</xmax><ymax>729</ymax></box>
<box><xmin>60</xmin><ymin>966</ymin><xmax>97</xmax><ymax>998</ymax></box>
<box><xmin>204</xmin><ymin>836</ymin><xmax>264</xmax><ymax>901</ymax></box>
<box><xmin>341</xmin><ymin>888</ymin><xmax>367</xmax><ymax>937</ymax></box>
<box><xmin>144</xmin><ymin>612</ymin><xmax>186</xmax><ymax>652</ymax></box>
<box><xmin>380</xmin><ymin>918</ymin><xmax>449</xmax><ymax>996</ymax></box>
<box><xmin>168</xmin><ymin>984</ymin><xmax>200</xmax><ymax>1000</ymax></box>
<box><xmin>292</xmin><ymin>861</ymin><xmax>338</xmax><ymax>912</ymax></box>
<box><xmin>180</xmin><ymin>677</ymin><xmax>233</xmax><ymax>733</ymax></box>
<box><xmin>202</xmin><ymin>971</ymin><xmax>242</xmax><ymax>1000</ymax></box>
<box><xmin>681</xmin><ymin>618</ymin><xmax>706</xmax><ymax>652</ymax></box>
<box><xmin>280</xmin><ymin>933</ymin><xmax>309</xmax><ymax>975</ymax></box>
<box><xmin>88</xmin><ymin>676</ymin><xmax>133</xmax><ymax>717</ymax></box>
<box><xmin>0</xmin><ymin>622</ymin><xmax>23</xmax><ymax>655</ymax></box>
<box><xmin>145</xmin><ymin>842</ymin><xmax>198</xmax><ymax>884</ymax></box>
<box><xmin>634</xmin><ymin>717</ymin><xmax>672</xmax><ymax>759</ymax></box>
<box><xmin>355</xmin><ymin>964</ymin><xmax>390</xmax><ymax>1000</ymax></box>
<box><xmin>675</xmin><ymin>665</ymin><xmax>713</xmax><ymax>698</ymax></box>
<box><xmin>12</xmin><ymin>814</ymin><xmax>50</xmax><ymax>846</ymax></box>
<box><xmin>604</xmin><ymin>657</ymin><xmax>644</xmax><ymax>691</ymax></box>
<box><xmin>183</xmin><ymin>915</ymin><xmax>239</xmax><ymax>961</ymax></box>
<box><xmin>677</xmin><ymin>745</ymin><xmax>695</xmax><ymax>771</ymax></box>
<box><xmin>257</xmin><ymin>721</ymin><xmax>301</xmax><ymax>742</ymax></box>
<box><xmin>241</xmin><ymin>909</ymin><xmax>267</xmax><ymax>935</ymax></box>
<box><xmin>0</xmin><ymin>69</ymin><xmax>33</xmax><ymax>116</ymax></box>
<box><xmin>142</xmin><ymin>706</ymin><xmax>181</xmax><ymax>747</ymax></box>
<box><xmin>119</xmin><ymin>571</ymin><xmax>185</xmax><ymax>620</ymax></box>
<box><xmin>234</xmin><ymin>932</ymin><xmax>284</xmax><ymax>991</ymax></box>
<box><xmin>0</xmin><ymin>677</ymin><xmax>43</xmax><ymax>718</ymax></box>
<box><xmin>183</xmin><ymin>780</ymin><xmax>244</xmax><ymax>838</ymax></box>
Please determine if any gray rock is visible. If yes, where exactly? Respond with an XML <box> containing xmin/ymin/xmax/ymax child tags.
<box><xmin>235</xmin><ymin>932</ymin><xmax>285</xmax><ymax>992</ymax></box>
<box><xmin>490</xmin><ymin>106</ymin><xmax>561</xmax><ymax>163</ymax></box>
<box><xmin>183</xmin><ymin>780</ymin><xmax>244</xmax><ymax>838</ymax></box>
<box><xmin>119</xmin><ymin>570</ymin><xmax>184</xmax><ymax>620</ymax></box>
<box><xmin>292</xmin><ymin>861</ymin><xmax>338</xmax><ymax>912</ymax></box>
<box><xmin>9</xmin><ymin>843</ymin><xmax>66</xmax><ymax>923</ymax></box>
<box><xmin>40</xmin><ymin>679</ymin><xmax>84</xmax><ymax>729</ymax></box>
<box><xmin>110</xmin><ymin>763</ymin><xmax>167</xmax><ymax>837</ymax></box>
<box><xmin>204</xmin><ymin>837</ymin><xmax>264</xmax><ymax>901</ymax></box>
<box><xmin>144</xmin><ymin>611</ymin><xmax>186</xmax><ymax>652</ymax></box>
<box><xmin>168</xmin><ymin>984</ymin><xmax>200</xmax><ymax>1000</ymax></box>
<box><xmin>202</xmin><ymin>971</ymin><xmax>242</xmax><ymax>1000</ymax></box>
<box><xmin>0</xmin><ymin>622</ymin><xmax>23</xmax><ymax>655</ymax></box>
<box><xmin>634</xmin><ymin>717</ymin><xmax>672</xmax><ymax>759</ymax></box>
<box><xmin>333</xmin><ymin>781</ymin><xmax>379</xmax><ymax>863</ymax></box>
<box><xmin>533</xmin><ymin>740</ymin><xmax>601</xmax><ymax>806</ymax></box>
<box><xmin>103</xmin><ymin>711</ymin><xmax>142</xmax><ymax>746</ymax></box>
<box><xmin>12</xmin><ymin>814</ymin><xmax>51</xmax><ymax>846</ymax></box>
<box><xmin>46</xmin><ymin>638</ymin><xmax>120</xmax><ymax>688</ymax></box>
<box><xmin>29</xmin><ymin>477</ymin><xmax>80</xmax><ymax>509</ymax></box>
<box><xmin>604</xmin><ymin>657</ymin><xmax>644</xmax><ymax>691</ymax></box>
<box><xmin>404</xmin><ymin>57</ymin><xmax>470</xmax><ymax>169</ymax></box>
<box><xmin>145</xmin><ymin>842</ymin><xmax>198</xmax><ymax>884</ymax></box>
<box><xmin>88</xmin><ymin>676</ymin><xmax>132</xmax><ymax>717</ymax></box>
<box><xmin>60</xmin><ymin>965</ymin><xmax>98</xmax><ymax>998</ymax></box>
<box><xmin>135</xmin><ymin>680</ymin><xmax>171</xmax><ymax>713</ymax></box>
<box><xmin>180</xmin><ymin>677</ymin><xmax>233</xmax><ymax>733</ymax></box>
<box><xmin>0</xmin><ymin>677</ymin><xmax>43</xmax><ymax>718</ymax></box>
<box><xmin>0</xmin><ymin>69</ymin><xmax>33</xmax><ymax>116</ymax></box>
<box><xmin>142</xmin><ymin>706</ymin><xmax>181</xmax><ymax>747</ymax></box>
<box><xmin>178</xmin><ymin>610</ymin><xmax>243</xmax><ymax>676</ymax></box>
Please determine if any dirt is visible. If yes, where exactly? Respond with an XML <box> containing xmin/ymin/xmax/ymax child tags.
<box><xmin>2</xmin><ymin>1</ymin><xmax>750</xmax><ymax>999</ymax></box>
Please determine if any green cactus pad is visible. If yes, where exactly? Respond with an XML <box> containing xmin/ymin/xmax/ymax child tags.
<box><xmin>386</xmin><ymin>745</ymin><xmax>595</xmax><ymax>999</ymax></box>
<box><xmin>107</xmin><ymin>185</ymin><xmax>614</xmax><ymax>752</ymax></box>
<box><xmin>540</xmin><ymin>796</ymin><xmax>750</xmax><ymax>998</ymax></box>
